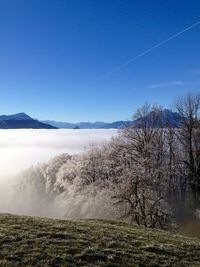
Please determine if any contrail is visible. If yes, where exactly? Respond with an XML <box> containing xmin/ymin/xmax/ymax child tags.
<box><xmin>107</xmin><ymin>20</ymin><xmax>200</xmax><ymax>75</ymax></box>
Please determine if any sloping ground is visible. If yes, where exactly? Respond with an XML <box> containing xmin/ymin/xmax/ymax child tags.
<box><xmin>0</xmin><ymin>214</ymin><xmax>200</xmax><ymax>267</ymax></box>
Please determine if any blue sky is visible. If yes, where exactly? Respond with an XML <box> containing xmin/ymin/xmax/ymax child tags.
<box><xmin>0</xmin><ymin>0</ymin><xmax>200</xmax><ymax>122</ymax></box>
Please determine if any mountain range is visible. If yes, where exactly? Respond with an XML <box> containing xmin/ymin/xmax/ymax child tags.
<box><xmin>41</xmin><ymin>120</ymin><xmax>127</xmax><ymax>129</ymax></box>
<box><xmin>42</xmin><ymin>109</ymin><xmax>181</xmax><ymax>129</ymax></box>
<box><xmin>0</xmin><ymin>109</ymin><xmax>181</xmax><ymax>129</ymax></box>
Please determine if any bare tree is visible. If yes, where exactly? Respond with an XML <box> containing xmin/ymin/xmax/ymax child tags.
<box><xmin>175</xmin><ymin>92</ymin><xmax>200</xmax><ymax>208</ymax></box>
<box><xmin>113</xmin><ymin>104</ymin><xmax>173</xmax><ymax>229</ymax></box>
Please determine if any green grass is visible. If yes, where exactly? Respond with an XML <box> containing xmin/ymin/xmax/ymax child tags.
<box><xmin>0</xmin><ymin>213</ymin><xmax>200</xmax><ymax>266</ymax></box>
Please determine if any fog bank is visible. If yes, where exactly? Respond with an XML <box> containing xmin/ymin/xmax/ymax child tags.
<box><xmin>0</xmin><ymin>129</ymin><xmax>117</xmax><ymax>176</ymax></box>
<box><xmin>0</xmin><ymin>129</ymin><xmax>117</xmax><ymax>215</ymax></box>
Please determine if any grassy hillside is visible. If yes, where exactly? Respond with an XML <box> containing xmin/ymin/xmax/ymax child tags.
<box><xmin>0</xmin><ymin>214</ymin><xmax>200</xmax><ymax>267</ymax></box>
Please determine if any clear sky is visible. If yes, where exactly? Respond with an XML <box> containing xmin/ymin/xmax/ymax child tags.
<box><xmin>0</xmin><ymin>0</ymin><xmax>200</xmax><ymax>122</ymax></box>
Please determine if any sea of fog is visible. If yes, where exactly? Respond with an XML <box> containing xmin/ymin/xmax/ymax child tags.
<box><xmin>0</xmin><ymin>129</ymin><xmax>117</xmax><ymax>213</ymax></box>
<box><xmin>0</xmin><ymin>129</ymin><xmax>117</xmax><ymax>176</ymax></box>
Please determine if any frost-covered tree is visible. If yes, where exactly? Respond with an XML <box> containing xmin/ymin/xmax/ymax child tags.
<box><xmin>15</xmin><ymin>154</ymin><xmax>71</xmax><ymax>217</ymax></box>
<box><xmin>111</xmin><ymin>104</ymin><xmax>173</xmax><ymax>229</ymax></box>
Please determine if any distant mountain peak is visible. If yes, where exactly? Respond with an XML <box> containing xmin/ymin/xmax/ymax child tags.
<box><xmin>133</xmin><ymin>109</ymin><xmax>181</xmax><ymax>128</ymax></box>
<box><xmin>0</xmin><ymin>113</ymin><xmax>57</xmax><ymax>129</ymax></box>
<box><xmin>0</xmin><ymin>112</ymin><xmax>33</xmax><ymax>121</ymax></box>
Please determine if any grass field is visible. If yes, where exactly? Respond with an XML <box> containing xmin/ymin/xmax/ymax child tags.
<box><xmin>0</xmin><ymin>213</ymin><xmax>200</xmax><ymax>266</ymax></box>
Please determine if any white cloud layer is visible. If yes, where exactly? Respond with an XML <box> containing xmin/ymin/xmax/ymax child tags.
<box><xmin>0</xmin><ymin>129</ymin><xmax>117</xmax><ymax>177</ymax></box>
